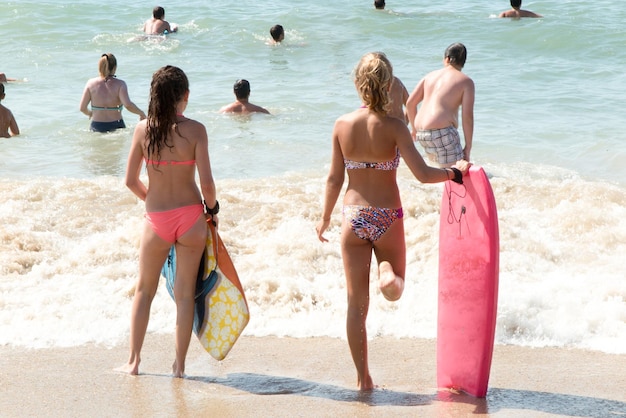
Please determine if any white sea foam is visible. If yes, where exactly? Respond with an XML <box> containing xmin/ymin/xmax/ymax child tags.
<box><xmin>1</xmin><ymin>164</ymin><xmax>624</xmax><ymax>353</ymax></box>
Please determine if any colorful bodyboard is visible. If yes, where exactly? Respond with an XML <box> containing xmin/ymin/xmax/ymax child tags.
<box><xmin>161</xmin><ymin>221</ymin><xmax>249</xmax><ymax>361</ymax></box>
<box><xmin>437</xmin><ymin>165</ymin><xmax>499</xmax><ymax>397</ymax></box>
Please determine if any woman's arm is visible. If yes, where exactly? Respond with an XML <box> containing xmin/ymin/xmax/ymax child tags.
<box><xmin>194</xmin><ymin>122</ymin><xmax>217</xmax><ymax>213</ymax></box>
<box><xmin>118</xmin><ymin>81</ymin><xmax>146</xmax><ymax>120</ymax></box>
<box><xmin>79</xmin><ymin>83</ymin><xmax>93</xmax><ymax>119</ymax></box>
<box><xmin>406</xmin><ymin>78</ymin><xmax>425</xmax><ymax>138</ymax></box>
<box><xmin>125</xmin><ymin>122</ymin><xmax>148</xmax><ymax>201</ymax></box>
<box><xmin>316</xmin><ymin>121</ymin><xmax>345</xmax><ymax>242</ymax></box>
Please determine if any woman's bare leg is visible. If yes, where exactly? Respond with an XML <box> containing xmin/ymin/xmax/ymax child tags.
<box><xmin>341</xmin><ymin>222</ymin><xmax>375</xmax><ymax>391</ymax></box>
<box><xmin>116</xmin><ymin>221</ymin><xmax>171</xmax><ymax>375</ymax></box>
<box><xmin>171</xmin><ymin>216</ymin><xmax>207</xmax><ymax>378</ymax></box>
<box><xmin>373</xmin><ymin>220</ymin><xmax>406</xmax><ymax>302</ymax></box>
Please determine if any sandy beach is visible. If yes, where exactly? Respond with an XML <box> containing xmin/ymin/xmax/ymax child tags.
<box><xmin>1</xmin><ymin>335</ymin><xmax>624</xmax><ymax>417</ymax></box>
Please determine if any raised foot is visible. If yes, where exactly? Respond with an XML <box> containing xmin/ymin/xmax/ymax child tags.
<box><xmin>378</xmin><ymin>261</ymin><xmax>404</xmax><ymax>301</ymax></box>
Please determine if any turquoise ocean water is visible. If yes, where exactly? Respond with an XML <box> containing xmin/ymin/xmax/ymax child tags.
<box><xmin>1</xmin><ymin>1</ymin><xmax>624</xmax><ymax>354</ymax></box>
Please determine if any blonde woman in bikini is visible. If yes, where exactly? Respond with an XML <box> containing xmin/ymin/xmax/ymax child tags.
<box><xmin>316</xmin><ymin>51</ymin><xmax>468</xmax><ymax>391</ymax></box>
<box><xmin>79</xmin><ymin>53</ymin><xmax>146</xmax><ymax>133</ymax></box>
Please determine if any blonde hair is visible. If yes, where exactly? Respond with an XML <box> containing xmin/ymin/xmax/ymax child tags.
<box><xmin>353</xmin><ymin>51</ymin><xmax>393</xmax><ymax>115</ymax></box>
<box><xmin>98</xmin><ymin>53</ymin><xmax>117</xmax><ymax>79</ymax></box>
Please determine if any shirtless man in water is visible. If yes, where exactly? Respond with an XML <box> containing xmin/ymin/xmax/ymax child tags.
<box><xmin>406</xmin><ymin>42</ymin><xmax>474</xmax><ymax>167</ymax></box>
<box><xmin>143</xmin><ymin>6</ymin><xmax>177</xmax><ymax>35</ymax></box>
<box><xmin>219</xmin><ymin>79</ymin><xmax>270</xmax><ymax>115</ymax></box>
<box><xmin>0</xmin><ymin>84</ymin><xmax>19</xmax><ymax>138</ymax></box>
<box><xmin>499</xmin><ymin>0</ymin><xmax>543</xmax><ymax>18</ymax></box>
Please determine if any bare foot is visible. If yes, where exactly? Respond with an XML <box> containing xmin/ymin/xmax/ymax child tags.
<box><xmin>357</xmin><ymin>374</ymin><xmax>376</xmax><ymax>391</ymax></box>
<box><xmin>114</xmin><ymin>362</ymin><xmax>139</xmax><ymax>376</ymax></box>
<box><xmin>378</xmin><ymin>261</ymin><xmax>404</xmax><ymax>301</ymax></box>
<box><xmin>172</xmin><ymin>360</ymin><xmax>185</xmax><ymax>378</ymax></box>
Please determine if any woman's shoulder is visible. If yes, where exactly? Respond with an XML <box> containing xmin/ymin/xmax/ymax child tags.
<box><xmin>108</xmin><ymin>77</ymin><xmax>128</xmax><ymax>88</ymax></box>
<box><xmin>336</xmin><ymin>108</ymin><xmax>364</xmax><ymax>124</ymax></box>
<box><xmin>384</xmin><ymin>113</ymin><xmax>411</xmax><ymax>133</ymax></box>
<box><xmin>183</xmin><ymin>117</ymin><xmax>205</xmax><ymax>128</ymax></box>
<box><xmin>85</xmin><ymin>76</ymin><xmax>102</xmax><ymax>87</ymax></box>
<box><xmin>179</xmin><ymin>118</ymin><xmax>207</xmax><ymax>138</ymax></box>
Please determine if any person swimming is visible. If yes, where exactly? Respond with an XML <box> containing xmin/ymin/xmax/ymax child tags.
<box><xmin>498</xmin><ymin>0</ymin><xmax>543</xmax><ymax>18</ymax></box>
<box><xmin>0</xmin><ymin>83</ymin><xmax>19</xmax><ymax>138</ymax></box>
<box><xmin>270</xmin><ymin>24</ymin><xmax>284</xmax><ymax>43</ymax></box>
<box><xmin>143</xmin><ymin>6</ymin><xmax>178</xmax><ymax>35</ymax></box>
<box><xmin>219</xmin><ymin>79</ymin><xmax>270</xmax><ymax>114</ymax></box>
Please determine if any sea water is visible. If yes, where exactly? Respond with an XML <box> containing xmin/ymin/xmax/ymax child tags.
<box><xmin>0</xmin><ymin>1</ymin><xmax>624</xmax><ymax>354</ymax></box>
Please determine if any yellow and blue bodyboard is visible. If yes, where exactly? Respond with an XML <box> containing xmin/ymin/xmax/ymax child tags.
<box><xmin>162</xmin><ymin>221</ymin><xmax>249</xmax><ymax>360</ymax></box>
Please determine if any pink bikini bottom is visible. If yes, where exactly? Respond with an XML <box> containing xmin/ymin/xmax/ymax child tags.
<box><xmin>145</xmin><ymin>204</ymin><xmax>204</xmax><ymax>244</ymax></box>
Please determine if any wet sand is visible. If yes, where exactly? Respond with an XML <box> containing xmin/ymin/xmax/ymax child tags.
<box><xmin>1</xmin><ymin>335</ymin><xmax>624</xmax><ymax>417</ymax></box>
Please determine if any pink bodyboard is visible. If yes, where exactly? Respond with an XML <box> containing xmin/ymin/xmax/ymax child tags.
<box><xmin>437</xmin><ymin>165</ymin><xmax>499</xmax><ymax>397</ymax></box>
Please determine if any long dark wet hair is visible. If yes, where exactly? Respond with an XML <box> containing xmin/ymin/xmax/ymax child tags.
<box><xmin>145</xmin><ymin>65</ymin><xmax>189</xmax><ymax>163</ymax></box>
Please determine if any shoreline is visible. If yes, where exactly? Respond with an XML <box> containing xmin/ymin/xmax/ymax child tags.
<box><xmin>1</xmin><ymin>335</ymin><xmax>624</xmax><ymax>417</ymax></box>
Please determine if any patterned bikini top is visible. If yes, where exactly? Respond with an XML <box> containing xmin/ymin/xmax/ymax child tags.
<box><xmin>344</xmin><ymin>149</ymin><xmax>400</xmax><ymax>171</ymax></box>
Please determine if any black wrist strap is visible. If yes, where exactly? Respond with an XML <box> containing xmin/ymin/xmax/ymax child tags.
<box><xmin>204</xmin><ymin>200</ymin><xmax>220</xmax><ymax>215</ymax></box>
<box><xmin>450</xmin><ymin>167</ymin><xmax>463</xmax><ymax>185</ymax></box>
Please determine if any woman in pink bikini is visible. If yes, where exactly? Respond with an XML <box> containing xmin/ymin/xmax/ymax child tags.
<box><xmin>316</xmin><ymin>52</ymin><xmax>469</xmax><ymax>391</ymax></box>
<box><xmin>118</xmin><ymin>65</ymin><xmax>218</xmax><ymax>378</ymax></box>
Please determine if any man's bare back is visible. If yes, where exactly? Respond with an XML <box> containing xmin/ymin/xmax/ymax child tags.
<box><xmin>409</xmin><ymin>66</ymin><xmax>473</xmax><ymax>131</ymax></box>
<box><xmin>499</xmin><ymin>0</ymin><xmax>542</xmax><ymax>18</ymax></box>
<box><xmin>0</xmin><ymin>105</ymin><xmax>19</xmax><ymax>138</ymax></box>
<box><xmin>143</xmin><ymin>7</ymin><xmax>177</xmax><ymax>35</ymax></box>
<box><xmin>0</xmin><ymin>84</ymin><xmax>19</xmax><ymax>137</ymax></box>
<box><xmin>406</xmin><ymin>43</ymin><xmax>474</xmax><ymax>163</ymax></box>
<box><xmin>143</xmin><ymin>18</ymin><xmax>175</xmax><ymax>35</ymax></box>
<box><xmin>219</xmin><ymin>100</ymin><xmax>270</xmax><ymax>115</ymax></box>
<box><xmin>499</xmin><ymin>9</ymin><xmax>542</xmax><ymax>18</ymax></box>
<box><xmin>219</xmin><ymin>79</ymin><xmax>270</xmax><ymax>115</ymax></box>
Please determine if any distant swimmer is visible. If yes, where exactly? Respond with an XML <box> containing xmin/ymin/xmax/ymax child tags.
<box><xmin>219</xmin><ymin>79</ymin><xmax>270</xmax><ymax>115</ymax></box>
<box><xmin>79</xmin><ymin>53</ymin><xmax>146</xmax><ymax>133</ymax></box>
<box><xmin>0</xmin><ymin>73</ymin><xmax>18</xmax><ymax>83</ymax></box>
<box><xmin>143</xmin><ymin>6</ymin><xmax>178</xmax><ymax>35</ymax></box>
<box><xmin>374</xmin><ymin>0</ymin><xmax>385</xmax><ymax>10</ymax></box>
<box><xmin>499</xmin><ymin>0</ymin><xmax>542</xmax><ymax>18</ymax></box>
<box><xmin>0</xmin><ymin>83</ymin><xmax>20</xmax><ymax>138</ymax></box>
<box><xmin>406</xmin><ymin>42</ymin><xmax>474</xmax><ymax>167</ymax></box>
<box><xmin>270</xmin><ymin>24</ymin><xmax>284</xmax><ymax>44</ymax></box>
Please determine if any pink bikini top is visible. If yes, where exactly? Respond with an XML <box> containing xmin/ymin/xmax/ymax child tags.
<box><xmin>145</xmin><ymin>158</ymin><xmax>196</xmax><ymax>166</ymax></box>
